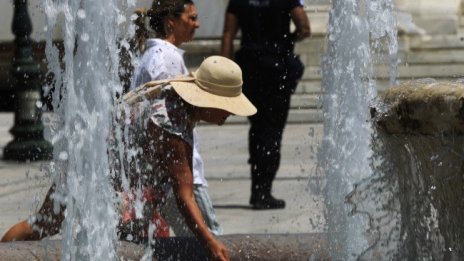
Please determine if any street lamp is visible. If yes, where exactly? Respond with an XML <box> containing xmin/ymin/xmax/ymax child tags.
<box><xmin>3</xmin><ymin>0</ymin><xmax>53</xmax><ymax>161</ymax></box>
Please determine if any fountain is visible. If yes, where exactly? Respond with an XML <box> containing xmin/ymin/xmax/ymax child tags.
<box><xmin>318</xmin><ymin>0</ymin><xmax>397</xmax><ymax>259</ymax></box>
<box><xmin>349</xmin><ymin>79</ymin><xmax>464</xmax><ymax>260</ymax></box>
<box><xmin>321</xmin><ymin>1</ymin><xmax>464</xmax><ymax>260</ymax></box>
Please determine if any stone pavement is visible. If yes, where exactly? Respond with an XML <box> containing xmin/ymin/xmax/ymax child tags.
<box><xmin>0</xmin><ymin>113</ymin><xmax>326</xmax><ymax>238</ymax></box>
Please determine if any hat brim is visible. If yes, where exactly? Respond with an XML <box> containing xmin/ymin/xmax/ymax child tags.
<box><xmin>170</xmin><ymin>80</ymin><xmax>257</xmax><ymax>117</ymax></box>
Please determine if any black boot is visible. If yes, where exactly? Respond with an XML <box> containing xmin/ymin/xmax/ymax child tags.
<box><xmin>250</xmin><ymin>180</ymin><xmax>285</xmax><ymax>210</ymax></box>
<box><xmin>249</xmin><ymin>193</ymin><xmax>285</xmax><ymax>210</ymax></box>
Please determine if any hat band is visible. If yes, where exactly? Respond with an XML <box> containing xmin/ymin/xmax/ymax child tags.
<box><xmin>194</xmin><ymin>78</ymin><xmax>242</xmax><ymax>97</ymax></box>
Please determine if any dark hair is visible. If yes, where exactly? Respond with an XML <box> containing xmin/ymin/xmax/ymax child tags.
<box><xmin>134</xmin><ymin>0</ymin><xmax>194</xmax><ymax>52</ymax></box>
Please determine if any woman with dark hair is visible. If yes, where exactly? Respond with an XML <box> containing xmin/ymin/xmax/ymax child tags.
<box><xmin>131</xmin><ymin>0</ymin><xmax>198</xmax><ymax>85</ymax></box>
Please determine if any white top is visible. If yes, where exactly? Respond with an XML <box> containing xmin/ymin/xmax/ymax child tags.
<box><xmin>131</xmin><ymin>39</ymin><xmax>189</xmax><ymax>89</ymax></box>
<box><xmin>130</xmin><ymin>38</ymin><xmax>207</xmax><ymax>186</ymax></box>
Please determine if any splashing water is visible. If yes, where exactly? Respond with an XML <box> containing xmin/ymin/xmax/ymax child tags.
<box><xmin>43</xmin><ymin>0</ymin><xmax>135</xmax><ymax>259</ymax></box>
<box><xmin>318</xmin><ymin>0</ymin><xmax>397</xmax><ymax>259</ymax></box>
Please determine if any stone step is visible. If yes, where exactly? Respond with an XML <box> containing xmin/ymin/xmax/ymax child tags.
<box><xmin>404</xmin><ymin>49</ymin><xmax>464</xmax><ymax>64</ymax></box>
<box><xmin>305</xmin><ymin>63</ymin><xmax>464</xmax><ymax>81</ymax></box>
<box><xmin>295</xmin><ymin>80</ymin><xmax>323</xmax><ymax>94</ymax></box>
<box><xmin>290</xmin><ymin>94</ymin><xmax>321</xmax><ymax>109</ymax></box>
<box><xmin>409</xmin><ymin>34</ymin><xmax>464</xmax><ymax>50</ymax></box>
<box><xmin>378</xmin><ymin>64</ymin><xmax>464</xmax><ymax>79</ymax></box>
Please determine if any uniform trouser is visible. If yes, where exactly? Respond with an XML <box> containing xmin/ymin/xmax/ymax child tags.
<box><xmin>244</xmin><ymin>79</ymin><xmax>294</xmax><ymax>196</ymax></box>
<box><xmin>236</xmin><ymin>49</ymin><xmax>303</xmax><ymax>197</ymax></box>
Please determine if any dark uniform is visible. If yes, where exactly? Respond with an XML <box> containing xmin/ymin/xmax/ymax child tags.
<box><xmin>226</xmin><ymin>0</ymin><xmax>305</xmax><ymax>209</ymax></box>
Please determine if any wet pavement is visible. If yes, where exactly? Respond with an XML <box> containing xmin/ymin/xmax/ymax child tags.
<box><xmin>0</xmin><ymin>112</ymin><xmax>326</xmax><ymax>238</ymax></box>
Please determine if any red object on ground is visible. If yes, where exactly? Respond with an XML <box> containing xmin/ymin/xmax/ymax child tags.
<box><xmin>152</xmin><ymin>211</ymin><xmax>170</xmax><ymax>237</ymax></box>
<box><xmin>122</xmin><ymin>187</ymin><xmax>170</xmax><ymax>238</ymax></box>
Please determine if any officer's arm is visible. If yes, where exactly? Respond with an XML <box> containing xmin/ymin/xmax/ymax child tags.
<box><xmin>290</xmin><ymin>6</ymin><xmax>311</xmax><ymax>41</ymax></box>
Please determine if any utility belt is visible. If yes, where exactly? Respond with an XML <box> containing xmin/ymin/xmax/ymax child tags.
<box><xmin>235</xmin><ymin>47</ymin><xmax>304</xmax><ymax>84</ymax></box>
<box><xmin>240</xmin><ymin>39</ymin><xmax>295</xmax><ymax>56</ymax></box>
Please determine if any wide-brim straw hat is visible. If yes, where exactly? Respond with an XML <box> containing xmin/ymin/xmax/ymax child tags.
<box><xmin>170</xmin><ymin>56</ymin><xmax>257</xmax><ymax>116</ymax></box>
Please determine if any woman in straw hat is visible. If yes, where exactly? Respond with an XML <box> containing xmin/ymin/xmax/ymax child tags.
<box><xmin>131</xmin><ymin>0</ymin><xmax>224</xmax><ymax>239</ymax></box>
<box><xmin>2</xmin><ymin>56</ymin><xmax>256</xmax><ymax>261</ymax></box>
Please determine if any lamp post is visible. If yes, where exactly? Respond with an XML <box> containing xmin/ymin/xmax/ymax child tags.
<box><xmin>3</xmin><ymin>0</ymin><xmax>53</xmax><ymax>161</ymax></box>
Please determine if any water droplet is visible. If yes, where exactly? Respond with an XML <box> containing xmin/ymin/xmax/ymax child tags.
<box><xmin>81</xmin><ymin>33</ymin><xmax>89</xmax><ymax>42</ymax></box>
<box><xmin>59</xmin><ymin>151</ymin><xmax>68</xmax><ymax>161</ymax></box>
<box><xmin>130</xmin><ymin>13</ymin><xmax>138</xmax><ymax>21</ymax></box>
<box><xmin>117</xmin><ymin>14</ymin><xmax>126</xmax><ymax>25</ymax></box>
<box><xmin>77</xmin><ymin>9</ymin><xmax>86</xmax><ymax>19</ymax></box>
<box><xmin>75</xmin><ymin>224</ymin><xmax>81</xmax><ymax>233</ymax></box>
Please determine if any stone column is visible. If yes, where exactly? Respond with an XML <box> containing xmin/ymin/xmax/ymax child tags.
<box><xmin>3</xmin><ymin>0</ymin><xmax>52</xmax><ymax>161</ymax></box>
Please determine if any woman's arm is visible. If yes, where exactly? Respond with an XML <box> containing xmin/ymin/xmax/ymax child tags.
<box><xmin>1</xmin><ymin>185</ymin><xmax>65</xmax><ymax>242</ymax></box>
<box><xmin>1</xmin><ymin>220</ymin><xmax>35</xmax><ymax>242</ymax></box>
<box><xmin>157</xmin><ymin>128</ymin><xmax>229</xmax><ymax>261</ymax></box>
<box><xmin>290</xmin><ymin>6</ymin><xmax>311</xmax><ymax>41</ymax></box>
<box><xmin>220</xmin><ymin>12</ymin><xmax>239</xmax><ymax>59</ymax></box>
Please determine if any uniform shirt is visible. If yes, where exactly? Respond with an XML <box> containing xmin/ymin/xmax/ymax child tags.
<box><xmin>226</xmin><ymin>0</ymin><xmax>303</xmax><ymax>54</ymax></box>
<box><xmin>130</xmin><ymin>38</ymin><xmax>207</xmax><ymax>186</ymax></box>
